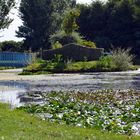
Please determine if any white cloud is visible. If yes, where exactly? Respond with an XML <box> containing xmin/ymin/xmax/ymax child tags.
<box><xmin>0</xmin><ymin>0</ymin><xmax>22</xmax><ymax>41</ymax></box>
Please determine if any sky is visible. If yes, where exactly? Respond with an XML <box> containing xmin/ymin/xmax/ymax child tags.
<box><xmin>0</xmin><ymin>0</ymin><xmax>93</xmax><ymax>42</ymax></box>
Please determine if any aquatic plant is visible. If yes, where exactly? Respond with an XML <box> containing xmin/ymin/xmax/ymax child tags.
<box><xmin>18</xmin><ymin>90</ymin><xmax>140</xmax><ymax>135</ymax></box>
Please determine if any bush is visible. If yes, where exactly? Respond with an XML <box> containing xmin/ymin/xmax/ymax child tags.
<box><xmin>52</xmin><ymin>41</ymin><xmax>63</xmax><ymax>49</ymax></box>
<box><xmin>97</xmin><ymin>56</ymin><xmax>115</xmax><ymax>71</ymax></box>
<box><xmin>50</xmin><ymin>31</ymin><xmax>83</xmax><ymax>46</ymax></box>
<box><xmin>97</xmin><ymin>48</ymin><xmax>134</xmax><ymax>71</ymax></box>
<box><xmin>23</xmin><ymin>55</ymin><xmax>67</xmax><ymax>74</ymax></box>
<box><xmin>112</xmin><ymin>48</ymin><xmax>134</xmax><ymax>71</ymax></box>
<box><xmin>80</xmin><ymin>40</ymin><xmax>96</xmax><ymax>48</ymax></box>
<box><xmin>0</xmin><ymin>41</ymin><xmax>23</xmax><ymax>52</ymax></box>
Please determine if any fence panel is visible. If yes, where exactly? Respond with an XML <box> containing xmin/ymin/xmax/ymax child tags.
<box><xmin>0</xmin><ymin>52</ymin><xmax>32</xmax><ymax>67</ymax></box>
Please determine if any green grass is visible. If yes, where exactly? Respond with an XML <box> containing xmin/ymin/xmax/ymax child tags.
<box><xmin>0</xmin><ymin>103</ymin><xmax>140</xmax><ymax>140</ymax></box>
<box><xmin>20</xmin><ymin>60</ymin><xmax>98</xmax><ymax>75</ymax></box>
<box><xmin>64</xmin><ymin>61</ymin><xmax>97</xmax><ymax>72</ymax></box>
<box><xmin>20</xmin><ymin>56</ymin><xmax>138</xmax><ymax>75</ymax></box>
<box><xmin>0</xmin><ymin>66</ymin><xmax>16</xmax><ymax>70</ymax></box>
<box><xmin>135</xmin><ymin>65</ymin><xmax>140</xmax><ymax>69</ymax></box>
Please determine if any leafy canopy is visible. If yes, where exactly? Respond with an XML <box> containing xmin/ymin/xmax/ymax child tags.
<box><xmin>0</xmin><ymin>0</ymin><xmax>15</xmax><ymax>30</ymax></box>
<box><xmin>16</xmin><ymin>0</ymin><xmax>76</xmax><ymax>51</ymax></box>
<box><xmin>62</xmin><ymin>9</ymin><xmax>80</xmax><ymax>34</ymax></box>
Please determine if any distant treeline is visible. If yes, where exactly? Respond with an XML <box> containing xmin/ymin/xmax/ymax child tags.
<box><xmin>0</xmin><ymin>41</ymin><xmax>23</xmax><ymax>52</ymax></box>
<box><xmin>78</xmin><ymin>0</ymin><xmax>140</xmax><ymax>58</ymax></box>
<box><xmin>1</xmin><ymin>0</ymin><xmax>139</xmax><ymax>59</ymax></box>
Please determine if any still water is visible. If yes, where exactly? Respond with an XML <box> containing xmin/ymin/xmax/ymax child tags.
<box><xmin>0</xmin><ymin>69</ymin><xmax>140</xmax><ymax>107</ymax></box>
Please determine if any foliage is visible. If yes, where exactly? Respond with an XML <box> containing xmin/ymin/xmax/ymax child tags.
<box><xmin>97</xmin><ymin>48</ymin><xmax>134</xmax><ymax>71</ymax></box>
<box><xmin>22</xmin><ymin>49</ymin><xmax>136</xmax><ymax>75</ymax></box>
<box><xmin>78</xmin><ymin>0</ymin><xmax>140</xmax><ymax>57</ymax></box>
<box><xmin>17</xmin><ymin>0</ymin><xmax>75</xmax><ymax>51</ymax></box>
<box><xmin>18</xmin><ymin>90</ymin><xmax>140</xmax><ymax>135</ymax></box>
<box><xmin>96</xmin><ymin>56</ymin><xmax>115</xmax><ymax>71</ymax></box>
<box><xmin>21</xmin><ymin>60</ymin><xmax>96</xmax><ymax>75</ymax></box>
<box><xmin>65</xmin><ymin>61</ymin><xmax>97</xmax><ymax>72</ymax></box>
<box><xmin>16</xmin><ymin>0</ymin><xmax>54</xmax><ymax>51</ymax></box>
<box><xmin>0</xmin><ymin>41</ymin><xmax>23</xmax><ymax>52</ymax></box>
<box><xmin>52</xmin><ymin>41</ymin><xmax>63</xmax><ymax>49</ymax></box>
<box><xmin>78</xmin><ymin>1</ymin><xmax>105</xmax><ymax>43</ymax></box>
<box><xmin>0</xmin><ymin>0</ymin><xmax>15</xmax><ymax>30</ymax></box>
<box><xmin>80</xmin><ymin>40</ymin><xmax>96</xmax><ymax>48</ymax></box>
<box><xmin>22</xmin><ymin>55</ymin><xmax>66</xmax><ymax>74</ymax></box>
<box><xmin>50</xmin><ymin>31</ymin><xmax>83</xmax><ymax>46</ymax></box>
<box><xmin>1</xmin><ymin>104</ymin><xmax>139</xmax><ymax>140</ymax></box>
<box><xmin>0</xmin><ymin>66</ymin><xmax>15</xmax><ymax>70</ymax></box>
<box><xmin>62</xmin><ymin>9</ymin><xmax>80</xmax><ymax>34</ymax></box>
<box><xmin>52</xmin><ymin>0</ymin><xmax>76</xmax><ymax>31</ymax></box>
<box><xmin>112</xmin><ymin>48</ymin><xmax>134</xmax><ymax>71</ymax></box>
<box><xmin>21</xmin><ymin>47</ymin><xmax>135</xmax><ymax>75</ymax></box>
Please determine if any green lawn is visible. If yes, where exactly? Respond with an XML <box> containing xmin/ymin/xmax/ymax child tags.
<box><xmin>0</xmin><ymin>103</ymin><xmax>140</xmax><ymax>140</ymax></box>
<box><xmin>135</xmin><ymin>65</ymin><xmax>140</xmax><ymax>68</ymax></box>
<box><xmin>0</xmin><ymin>67</ymin><xmax>15</xmax><ymax>70</ymax></box>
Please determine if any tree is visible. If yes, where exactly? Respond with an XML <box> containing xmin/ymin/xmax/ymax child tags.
<box><xmin>53</xmin><ymin>0</ymin><xmax>76</xmax><ymax>31</ymax></box>
<box><xmin>132</xmin><ymin>0</ymin><xmax>140</xmax><ymax>57</ymax></box>
<box><xmin>0</xmin><ymin>40</ymin><xmax>23</xmax><ymax>52</ymax></box>
<box><xmin>16</xmin><ymin>0</ymin><xmax>54</xmax><ymax>51</ymax></box>
<box><xmin>78</xmin><ymin>0</ymin><xmax>137</xmax><ymax>51</ymax></box>
<box><xmin>62</xmin><ymin>9</ymin><xmax>80</xmax><ymax>34</ymax></box>
<box><xmin>50</xmin><ymin>8</ymin><xmax>82</xmax><ymax>46</ymax></box>
<box><xmin>16</xmin><ymin>0</ymin><xmax>76</xmax><ymax>51</ymax></box>
<box><xmin>106</xmin><ymin>0</ymin><xmax>134</xmax><ymax>47</ymax></box>
<box><xmin>0</xmin><ymin>0</ymin><xmax>15</xmax><ymax>30</ymax></box>
<box><xmin>78</xmin><ymin>1</ymin><xmax>106</xmax><ymax>41</ymax></box>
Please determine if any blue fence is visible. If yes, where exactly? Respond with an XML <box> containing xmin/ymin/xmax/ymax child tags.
<box><xmin>0</xmin><ymin>52</ymin><xmax>33</xmax><ymax>67</ymax></box>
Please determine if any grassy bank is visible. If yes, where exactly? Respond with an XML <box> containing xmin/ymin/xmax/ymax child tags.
<box><xmin>21</xmin><ymin>60</ymin><xmax>98</xmax><ymax>75</ymax></box>
<box><xmin>0</xmin><ymin>66</ymin><xmax>16</xmax><ymax>70</ymax></box>
<box><xmin>21</xmin><ymin>48</ymin><xmax>137</xmax><ymax>75</ymax></box>
<box><xmin>21</xmin><ymin>58</ymin><xmax>137</xmax><ymax>75</ymax></box>
<box><xmin>0</xmin><ymin>103</ymin><xmax>140</xmax><ymax>140</ymax></box>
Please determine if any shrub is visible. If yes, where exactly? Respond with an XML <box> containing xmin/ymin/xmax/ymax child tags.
<box><xmin>50</xmin><ymin>31</ymin><xmax>83</xmax><ymax>46</ymax></box>
<box><xmin>97</xmin><ymin>48</ymin><xmax>134</xmax><ymax>71</ymax></box>
<box><xmin>112</xmin><ymin>48</ymin><xmax>134</xmax><ymax>71</ymax></box>
<box><xmin>96</xmin><ymin>56</ymin><xmax>115</xmax><ymax>71</ymax></box>
<box><xmin>80</xmin><ymin>40</ymin><xmax>96</xmax><ymax>48</ymax></box>
<box><xmin>0</xmin><ymin>41</ymin><xmax>23</xmax><ymax>52</ymax></box>
<box><xmin>52</xmin><ymin>41</ymin><xmax>63</xmax><ymax>49</ymax></box>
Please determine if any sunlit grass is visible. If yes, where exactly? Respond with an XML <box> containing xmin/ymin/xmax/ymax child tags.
<box><xmin>0</xmin><ymin>103</ymin><xmax>140</xmax><ymax>140</ymax></box>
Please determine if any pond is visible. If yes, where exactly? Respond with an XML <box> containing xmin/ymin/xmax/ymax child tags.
<box><xmin>0</xmin><ymin>69</ymin><xmax>140</xmax><ymax>107</ymax></box>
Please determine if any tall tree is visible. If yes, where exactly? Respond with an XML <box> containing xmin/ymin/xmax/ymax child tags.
<box><xmin>78</xmin><ymin>0</ymin><xmax>137</xmax><ymax>51</ymax></box>
<box><xmin>78</xmin><ymin>1</ymin><xmax>106</xmax><ymax>41</ymax></box>
<box><xmin>17</xmin><ymin>0</ymin><xmax>76</xmax><ymax>51</ymax></box>
<box><xmin>106</xmin><ymin>0</ymin><xmax>134</xmax><ymax>47</ymax></box>
<box><xmin>16</xmin><ymin>0</ymin><xmax>53</xmax><ymax>51</ymax></box>
<box><xmin>53</xmin><ymin>0</ymin><xmax>76</xmax><ymax>31</ymax></box>
<box><xmin>0</xmin><ymin>0</ymin><xmax>15</xmax><ymax>30</ymax></box>
<box><xmin>133</xmin><ymin>0</ymin><xmax>140</xmax><ymax>57</ymax></box>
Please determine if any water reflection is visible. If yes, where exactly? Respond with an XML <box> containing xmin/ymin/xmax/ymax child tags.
<box><xmin>0</xmin><ymin>69</ymin><xmax>140</xmax><ymax>106</ymax></box>
<box><xmin>0</xmin><ymin>89</ymin><xmax>25</xmax><ymax>107</ymax></box>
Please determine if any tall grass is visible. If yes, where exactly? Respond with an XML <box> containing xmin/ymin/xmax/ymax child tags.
<box><xmin>112</xmin><ymin>48</ymin><xmax>134</xmax><ymax>71</ymax></box>
<box><xmin>97</xmin><ymin>48</ymin><xmax>134</xmax><ymax>71</ymax></box>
